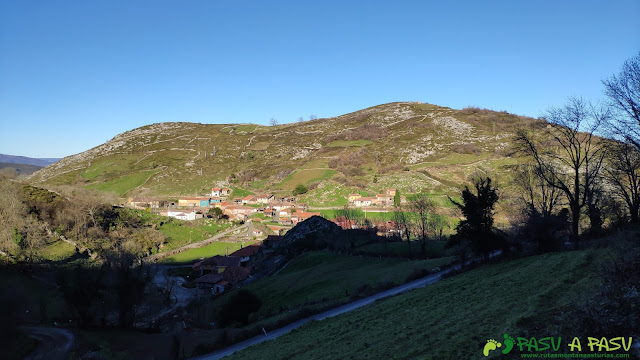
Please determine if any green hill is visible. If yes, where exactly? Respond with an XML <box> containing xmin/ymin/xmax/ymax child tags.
<box><xmin>28</xmin><ymin>102</ymin><xmax>541</xmax><ymax>215</ymax></box>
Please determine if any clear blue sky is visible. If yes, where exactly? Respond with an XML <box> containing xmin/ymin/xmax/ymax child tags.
<box><xmin>1</xmin><ymin>0</ymin><xmax>639</xmax><ymax>158</ymax></box>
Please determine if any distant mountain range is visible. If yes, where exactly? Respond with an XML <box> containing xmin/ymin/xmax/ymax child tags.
<box><xmin>0</xmin><ymin>154</ymin><xmax>61</xmax><ymax>167</ymax></box>
<box><xmin>0</xmin><ymin>162</ymin><xmax>44</xmax><ymax>175</ymax></box>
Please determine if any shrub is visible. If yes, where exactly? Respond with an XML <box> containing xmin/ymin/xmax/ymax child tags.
<box><xmin>292</xmin><ymin>184</ymin><xmax>308</xmax><ymax>196</ymax></box>
<box><xmin>218</xmin><ymin>289</ymin><xmax>262</xmax><ymax>327</ymax></box>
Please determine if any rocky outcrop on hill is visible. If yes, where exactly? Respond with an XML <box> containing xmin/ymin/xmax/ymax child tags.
<box><xmin>278</xmin><ymin>216</ymin><xmax>343</xmax><ymax>252</ymax></box>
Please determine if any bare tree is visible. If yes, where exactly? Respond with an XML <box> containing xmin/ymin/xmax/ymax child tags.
<box><xmin>309</xmin><ymin>114</ymin><xmax>317</xmax><ymax>120</ymax></box>
<box><xmin>297</xmin><ymin>116</ymin><xmax>304</xmax><ymax>123</ymax></box>
<box><xmin>269</xmin><ymin>118</ymin><xmax>278</xmax><ymax>126</ymax></box>
<box><xmin>516</xmin><ymin>97</ymin><xmax>608</xmax><ymax>245</ymax></box>
<box><xmin>603</xmin><ymin>52</ymin><xmax>640</xmax><ymax>148</ymax></box>
<box><xmin>513</xmin><ymin>163</ymin><xmax>562</xmax><ymax>218</ymax></box>
<box><xmin>429</xmin><ymin>213</ymin><xmax>450</xmax><ymax>242</ymax></box>
<box><xmin>392</xmin><ymin>207</ymin><xmax>413</xmax><ymax>259</ymax></box>
<box><xmin>604</xmin><ymin>142</ymin><xmax>640</xmax><ymax>223</ymax></box>
<box><xmin>21</xmin><ymin>215</ymin><xmax>48</xmax><ymax>263</ymax></box>
<box><xmin>410</xmin><ymin>193</ymin><xmax>434</xmax><ymax>257</ymax></box>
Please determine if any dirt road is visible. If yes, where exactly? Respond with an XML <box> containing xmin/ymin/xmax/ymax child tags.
<box><xmin>23</xmin><ymin>326</ymin><xmax>74</xmax><ymax>360</ymax></box>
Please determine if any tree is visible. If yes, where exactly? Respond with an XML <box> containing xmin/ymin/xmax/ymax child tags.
<box><xmin>409</xmin><ymin>193</ymin><xmax>434</xmax><ymax>257</ymax></box>
<box><xmin>603</xmin><ymin>51</ymin><xmax>640</xmax><ymax>148</ymax></box>
<box><xmin>297</xmin><ymin>116</ymin><xmax>304</xmax><ymax>123</ymax></box>
<box><xmin>20</xmin><ymin>214</ymin><xmax>48</xmax><ymax>263</ymax></box>
<box><xmin>604</xmin><ymin>142</ymin><xmax>640</xmax><ymax>223</ymax></box>
<box><xmin>449</xmin><ymin>177</ymin><xmax>501</xmax><ymax>261</ymax></box>
<box><xmin>58</xmin><ymin>265</ymin><xmax>105</xmax><ymax>328</ymax></box>
<box><xmin>429</xmin><ymin>213</ymin><xmax>450</xmax><ymax>241</ymax></box>
<box><xmin>269</xmin><ymin>118</ymin><xmax>278</xmax><ymax>126</ymax></box>
<box><xmin>208</xmin><ymin>206</ymin><xmax>224</xmax><ymax>220</ymax></box>
<box><xmin>104</xmin><ymin>251</ymin><xmax>153</xmax><ymax>329</ymax></box>
<box><xmin>292</xmin><ymin>184</ymin><xmax>308</xmax><ymax>196</ymax></box>
<box><xmin>0</xmin><ymin>175</ymin><xmax>27</xmax><ymax>257</ymax></box>
<box><xmin>394</xmin><ymin>189</ymin><xmax>401</xmax><ymax>207</ymax></box>
<box><xmin>392</xmin><ymin>207</ymin><xmax>413</xmax><ymax>259</ymax></box>
<box><xmin>218</xmin><ymin>289</ymin><xmax>262</xmax><ymax>327</ymax></box>
<box><xmin>516</xmin><ymin>97</ymin><xmax>607</xmax><ymax>246</ymax></box>
<box><xmin>309</xmin><ymin>114</ymin><xmax>318</xmax><ymax>120</ymax></box>
<box><xmin>514</xmin><ymin>163</ymin><xmax>562</xmax><ymax>218</ymax></box>
<box><xmin>335</xmin><ymin>206</ymin><xmax>364</xmax><ymax>249</ymax></box>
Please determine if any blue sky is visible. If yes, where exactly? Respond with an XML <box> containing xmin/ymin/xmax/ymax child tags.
<box><xmin>1</xmin><ymin>1</ymin><xmax>639</xmax><ymax>158</ymax></box>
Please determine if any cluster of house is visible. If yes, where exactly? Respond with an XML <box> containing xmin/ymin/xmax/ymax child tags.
<box><xmin>192</xmin><ymin>236</ymin><xmax>282</xmax><ymax>295</ymax></box>
<box><xmin>348</xmin><ymin>188</ymin><xmax>406</xmax><ymax>208</ymax></box>
<box><xmin>129</xmin><ymin>187</ymin><xmax>320</xmax><ymax>226</ymax></box>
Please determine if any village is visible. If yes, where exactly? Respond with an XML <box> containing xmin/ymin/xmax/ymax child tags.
<box><xmin>128</xmin><ymin>187</ymin><xmax>406</xmax><ymax>226</ymax></box>
<box><xmin>130</xmin><ymin>187</ymin><xmax>408</xmax><ymax>297</ymax></box>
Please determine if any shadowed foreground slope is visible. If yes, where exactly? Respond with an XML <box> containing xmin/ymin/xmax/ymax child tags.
<box><xmin>225</xmin><ymin>249</ymin><xmax>603</xmax><ymax>360</ymax></box>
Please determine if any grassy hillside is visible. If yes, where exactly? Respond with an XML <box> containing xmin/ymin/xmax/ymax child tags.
<box><xmin>198</xmin><ymin>251</ymin><xmax>454</xmax><ymax>332</ymax></box>
<box><xmin>226</xmin><ymin>249</ymin><xmax>604</xmax><ymax>360</ymax></box>
<box><xmin>28</xmin><ymin>103</ymin><xmax>542</xmax><ymax>213</ymax></box>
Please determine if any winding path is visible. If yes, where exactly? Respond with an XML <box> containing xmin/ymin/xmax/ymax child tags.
<box><xmin>22</xmin><ymin>327</ymin><xmax>74</xmax><ymax>360</ymax></box>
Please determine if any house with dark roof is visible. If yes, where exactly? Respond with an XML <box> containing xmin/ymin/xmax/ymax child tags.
<box><xmin>230</xmin><ymin>244</ymin><xmax>261</xmax><ymax>263</ymax></box>
<box><xmin>264</xmin><ymin>235</ymin><xmax>283</xmax><ymax>249</ymax></box>
<box><xmin>195</xmin><ymin>273</ymin><xmax>228</xmax><ymax>294</ymax></box>
<box><xmin>220</xmin><ymin>266</ymin><xmax>252</xmax><ymax>284</ymax></box>
<box><xmin>194</xmin><ymin>265</ymin><xmax>252</xmax><ymax>295</ymax></box>
<box><xmin>194</xmin><ymin>255</ymin><xmax>242</xmax><ymax>276</ymax></box>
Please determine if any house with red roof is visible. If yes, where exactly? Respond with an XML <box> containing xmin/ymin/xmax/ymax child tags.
<box><xmin>291</xmin><ymin>211</ymin><xmax>322</xmax><ymax>224</ymax></box>
<box><xmin>242</xmin><ymin>195</ymin><xmax>257</xmax><ymax>204</ymax></box>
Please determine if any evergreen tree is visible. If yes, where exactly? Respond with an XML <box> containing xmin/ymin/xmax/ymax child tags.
<box><xmin>449</xmin><ymin>177</ymin><xmax>504</xmax><ymax>261</ymax></box>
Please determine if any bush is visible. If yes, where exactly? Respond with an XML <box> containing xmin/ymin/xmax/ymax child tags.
<box><xmin>292</xmin><ymin>184</ymin><xmax>308</xmax><ymax>196</ymax></box>
<box><xmin>568</xmin><ymin>243</ymin><xmax>640</xmax><ymax>337</ymax></box>
<box><xmin>218</xmin><ymin>289</ymin><xmax>262</xmax><ymax>327</ymax></box>
<box><xmin>521</xmin><ymin>210</ymin><xmax>569</xmax><ymax>253</ymax></box>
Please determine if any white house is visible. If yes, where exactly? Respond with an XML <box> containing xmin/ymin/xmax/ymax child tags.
<box><xmin>353</xmin><ymin>197</ymin><xmax>375</xmax><ymax>207</ymax></box>
<box><xmin>167</xmin><ymin>209</ymin><xmax>197</xmax><ymax>221</ymax></box>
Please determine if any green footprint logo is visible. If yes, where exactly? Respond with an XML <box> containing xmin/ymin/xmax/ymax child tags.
<box><xmin>502</xmin><ymin>334</ymin><xmax>515</xmax><ymax>354</ymax></box>
<box><xmin>483</xmin><ymin>339</ymin><xmax>502</xmax><ymax>356</ymax></box>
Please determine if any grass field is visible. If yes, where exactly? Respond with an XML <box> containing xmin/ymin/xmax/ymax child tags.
<box><xmin>158</xmin><ymin>221</ymin><xmax>231</xmax><ymax>252</ymax></box>
<box><xmin>159</xmin><ymin>240</ymin><xmax>255</xmax><ymax>264</ymax></box>
<box><xmin>302</xmin><ymin>183</ymin><xmax>352</xmax><ymax>207</ymax></box>
<box><xmin>231</xmin><ymin>187</ymin><xmax>254</xmax><ymax>199</ymax></box>
<box><xmin>81</xmin><ymin>157</ymin><xmax>135</xmax><ymax>181</ymax></box>
<box><xmin>327</xmin><ymin>140</ymin><xmax>373</xmax><ymax>147</ymax></box>
<box><xmin>227</xmin><ymin>249</ymin><xmax>604</xmax><ymax>360</ymax></box>
<box><xmin>278</xmin><ymin>169</ymin><xmax>337</xmax><ymax>190</ymax></box>
<box><xmin>211</xmin><ymin>251</ymin><xmax>454</xmax><ymax>322</ymax></box>
<box><xmin>39</xmin><ymin>240</ymin><xmax>77</xmax><ymax>261</ymax></box>
<box><xmin>86</xmin><ymin>169</ymin><xmax>159</xmax><ymax>195</ymax></box>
